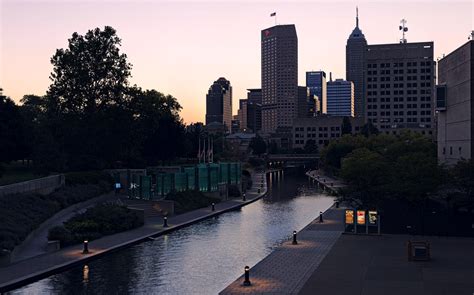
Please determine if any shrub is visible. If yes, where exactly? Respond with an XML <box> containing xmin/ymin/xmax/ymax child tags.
<box><xmin>49</xmin><ymin>204</ymin><xmax>143</xmax><ymax>247</ymax></box>
<box><xmin>166</xmin><ymin>190</ymin><xmax>221</xmax><ymax>214</ymax></box>
<box><xmin>65</xmin><ymin>171</ymin><xmax>113</xmax><ymax>186</ymax></box>
<box><xmin>228</xmin><ymin>184</ymin><xmax>241</xmax><ymax>198</ymax></box>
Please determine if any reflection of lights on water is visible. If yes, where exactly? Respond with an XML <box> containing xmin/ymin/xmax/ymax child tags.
<box><xmin>83</xmin><ymin>265</ymin><xmax>89</xmax><ymax>284</ymax></box>
<box><xmin>163</xmin><ymin>234</ymin><xmax>169</xmax><ymax>250</ymax></box>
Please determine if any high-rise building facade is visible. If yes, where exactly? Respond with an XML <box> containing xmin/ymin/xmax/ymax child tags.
<box><xmin>327</xmin><ymin>79</ymin><xmax>354</xmax><ymax>117</ymax></box>
<box><xmin>306</xmin><ymin>71</ymin><xmax>327</xmax><ymax>114</ymax></box>
<box><xmin>437</xmin><ymin>40</ymin><xmax>473</xmax><ymax>164</ymax></box>
<box><xmin>261</xmin><ymin>25</ymin><xmax>298</xmax><ymax>133</ymax></box>
<box><xmin>237</xmin><ymin>99</ymin><xmax>248</xmax><ymax>131</ymax></box>
<box><xmin>364</xmin><ymin>42</ymin><xmax>435</xmax><ymax>136</ymax></box>
<box><xmin>346</xmin><ymin>8</ymin><xmax>367</xmax><ymax>118</ymax></box>
<box><xmin>205</xmin><ymin>77</ymin><xmax>232</xmax><ymax>131</ymax></box>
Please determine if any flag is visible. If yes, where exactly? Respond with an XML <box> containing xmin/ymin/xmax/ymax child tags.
<box><xmin>270</xmin><ymin>12</ymin><xmax>276</xmax><ymax>17</ymax></box>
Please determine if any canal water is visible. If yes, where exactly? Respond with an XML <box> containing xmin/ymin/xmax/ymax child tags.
<box><xmin>11</xmin><ymin>170</ymin><xmax>334</xmax><ymax>295</ymax></box>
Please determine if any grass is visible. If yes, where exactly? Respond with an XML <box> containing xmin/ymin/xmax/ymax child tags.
<box><xmin>0</xmin><ymin>162</ymin><xmax>47</xmax><ymax>186</ymax></box>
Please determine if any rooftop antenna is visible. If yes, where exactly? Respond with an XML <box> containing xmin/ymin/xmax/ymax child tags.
<box><xmin>399</xmin><ymin>19</ymin><xmax>408</xmax><ymax>43</ymax></box>
<box><xmin>356</xmin><ymin>6</ymin><xmax>359</xmax><ymax>28</ymax></box>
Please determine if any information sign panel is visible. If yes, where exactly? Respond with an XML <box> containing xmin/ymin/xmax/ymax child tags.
<box><xmin>345</xmin><ymin>210</ymin><xmax>354</xmax><ymax>224</ymax></box>
<box><xmin>357</xmin><ymin>210</ymin><xmax>366</xmax><ymax>225</ymax></box>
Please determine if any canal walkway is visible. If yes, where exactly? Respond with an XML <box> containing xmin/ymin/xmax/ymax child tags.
<box><xmin>306</xmin><ymin>170</ymin><xmax>346</xmax><ymax>194</ymax></box>
<box><xmin>0</xmin><ymin>172</ymin><xmax>268</xmax><ymax>293</ymax></box>
<box><xmin>220</xmin><ymin>205</ymin><xmax>345</xmax><ymax>294</ymax></box>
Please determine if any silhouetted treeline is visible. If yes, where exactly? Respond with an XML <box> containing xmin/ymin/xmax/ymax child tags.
<box><xmin>0</xmin><ymin>26</ymin><xmax>202</xmax><ymax>173</ymax></box>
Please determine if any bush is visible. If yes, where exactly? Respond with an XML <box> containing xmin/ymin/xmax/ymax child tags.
<box><xmin>166</xmin><ymin>190</ymin><xmax>221</xmax><ymax>214</ymax></box>
<box><xmin>228</xmin><ymin>184</ymin><xmax>241</xmax><ymax>198</ymax></box>
<box><xmin>65</xmin><ymin>171</ymin><xmax>113</xmax><ymax>186</ymax></box>
<box><xmin>0</xmin><ymin>175</ymin><xmax>113</xmax><ymax>251</ymax></box>
<box><xmin>49</xmin><ymin>204</ymin><xmax>143</xmax><ymax>247</ymax></box>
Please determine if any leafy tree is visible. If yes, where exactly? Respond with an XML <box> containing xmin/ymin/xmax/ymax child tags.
<box><xmin>48</xmin><ymin>26</ymin><xmax>132</xmax><ymax>114</ymax></box>
<box><xmin>0</xmin><ymin>89</ymin><xmax>28</xmax><ymax>165</ymax></box>
<box><xmin>451</xmin><ymin>159</ymin><xmax>474</xmax><ymax>207</ymax></box>
<box><xmin>360</xmin><ymin>122</ymin><xmax>379</xmax><ymax>137</ymax></box>
<box><xmin>340</xmin><ymin>148</ymin><xmax>391</xmax><ymax>207</ymax></box>
<box><xmin>249</xmin><ymin>135</ymin><xmax>267</xmax><ymax>155</ymax></box>
<box><xmin>321</xmin><ymin>135</ymin><xmax>367</xmax><ymax>170</ymax></box>
<box><xmin>341</xmin><ymin>116</ymin><xmax>352</xmax><ymax>135</ymax></box>
<box><xmin>303</xmin><ymin>139</ymin><xmax>318</xmax><ymax>154</ymax></box>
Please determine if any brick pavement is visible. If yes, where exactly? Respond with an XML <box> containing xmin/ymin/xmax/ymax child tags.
<box><xmin>220</xmin><ymin>207</ymin><xmax>345</xmax><ymax>295</ymax></box>
<box><xmin>0</xmin><ymin>172</ymin><xmax>268</xmax><ymax>293</ymax></box>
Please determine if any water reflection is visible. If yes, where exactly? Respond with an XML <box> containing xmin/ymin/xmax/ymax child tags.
<box><xmin>10</xmin><ymin>170</ymin><xmax>333</xmax><ymax>295</ymax></box>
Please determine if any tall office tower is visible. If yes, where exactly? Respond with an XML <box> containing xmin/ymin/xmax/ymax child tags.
<box><xmin>237</xmin><ymin>99</ymin><xmax>248</xmax><ymax>131</ymax></box>
<box><xmin>261</xmin><ymin>25</ymin><xmax>298</xmax><ymax>133</ymax></box>
<box><xmin>365</xmin><ymin>42</ymin><xmax>435</xmax><ymax>136</ymax></box>
<box><xmin>346</xmin><ymin>7</ymin><xmax>367</xmax><ymax>118</ymax></box>
<box><xmin>437</xmin><ymin>40</ymin><xmax>473</xmax><ymax>164</ymax></box>
<box><xmin>246</xmin><ymin>89</ymin><xmax>262</xmax><ymax>132</ymax></box>
<box><xmin>297</xmin><ymin>86</ymin><xmax>310</xmax><ymax>118</ymax></box>
<box><xmin>205</xmin><ymin>77</ymin><xmax>232</xmax><ymax>130</ymax></box>
<box><xmin>306</xmin><ymin>71</ymin><xmax>327</xmax><ymax>114</ymax></box>
<box><xmin>327</xmin><ymin>78</ymin><xmax>354</xmax><ymax>117</ymax></box>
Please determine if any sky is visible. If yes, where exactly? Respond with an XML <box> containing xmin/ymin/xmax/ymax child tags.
<box><xmin>1</xmin><ymin>0</ymin><xmax>473</xmax><ymax>124</ymax></box>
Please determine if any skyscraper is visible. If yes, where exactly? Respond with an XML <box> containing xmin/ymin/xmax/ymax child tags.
<box><xmin>261</xmin><ymin>24</ymin><xmax>298</xmax><ymax>133</ymax></box>
<box><xmin>205</xmin><ymin>77</ymin><xmax>232</xmax><ymax>131</ymax></box>
<box><xmin>327</xmin><ymin>78</ymin><xmax>354</xmax><ymax>117</ymax></box>
<box><xmin>306</xmin><ymin>71</ymin><xmax>327</xmax><ymax>114</ymax></box>
<box><xmin>364</xmin><ymin>42</ymin><xmax>435</xmax><ymax>136</ymax></box>
<box><xmin>346</xmin><ymin>7</ymin><xmax>367</xmax><ymax>118</ymax></box>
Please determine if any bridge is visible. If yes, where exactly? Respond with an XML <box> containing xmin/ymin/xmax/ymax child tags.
<box><xmin>266</xmin><ymin>154</ymin><xmax>319</xmax><ymax>168</ymax></box>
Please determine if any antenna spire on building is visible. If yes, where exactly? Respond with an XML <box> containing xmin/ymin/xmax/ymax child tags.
<box><xmin>356</xmin><ymin>6</ymin><xmax>359</xmax><ymax>28</ymax></box>
<box><xmin>399</xmin><ymin>19</ymin><xmax>408</xmax><ymax>43</ymax></box>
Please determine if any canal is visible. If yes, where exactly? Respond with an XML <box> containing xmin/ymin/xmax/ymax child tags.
<box><xmin>11</xmin><ymin>170</ymin><xmax>334</xmax><ymax>295</ymax></box>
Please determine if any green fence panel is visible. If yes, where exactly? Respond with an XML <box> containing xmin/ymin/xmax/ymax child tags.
<box><xmin>184</xmin><ymin>167</ymin><xmax>196</xmax><ymax>190</ymax></box>
<box><xmin>197</xmin><ymin>164</ymin><xmax>209</xmax><ymax>192</ymax></box>
<box><xmin>174</xmin><ymin>172</ymin><xmax>187</xmax><ymax>192</ymax></box>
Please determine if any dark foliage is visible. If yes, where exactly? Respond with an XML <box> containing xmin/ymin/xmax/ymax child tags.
<box><xmin>165</xmin><ymin>190</ymin><xmax>221</xmax><ymax>214</ymax></box>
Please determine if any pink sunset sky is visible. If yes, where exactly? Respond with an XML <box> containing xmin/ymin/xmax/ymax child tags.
<box><xmin>1</xmin><ymin>0</ymin><xmax>472</xmax><ymax>124</ymax></box>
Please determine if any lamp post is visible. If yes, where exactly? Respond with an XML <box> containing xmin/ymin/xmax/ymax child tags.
<box><xmin>243</xmin><ymin>266</ymin><xmax>251</xmax><ymax>286</ymax></box>
<box><xmin>243</xmin><ymin>193</ymin><xmax>246</xmax><ymax>201</ymax></box>
<box><xmin>319</xmin><ymin>211</ymin><xmax>324</xmax><ymax>223</ymax></box>
<box><xmin>163</xmin><ymin>216</ymin><xmax>168</xmax><ymax>227</ymax></box>
<box><xmin>212</xmin><ymin>203</ymin><xmax>215</xmax><ymax>211</ymax></box>
<box><xmin>82</xmin><ymin>240</ymin><xmax>89</xmax><ymax>254</ymax></box>
<box><xmin>292</xmin><ymin>231</ymin><xmax>298</xmax><ymax>245</ymax></box>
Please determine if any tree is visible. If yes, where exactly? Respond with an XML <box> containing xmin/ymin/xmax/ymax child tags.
<box><xmin>340</xmin><ymin>148</ymin><xmax>391</xmax><ymax>207</ymax></box>
<box><xmin>0</xmin><ymin>89</ymin><xmax>28</xmax><ymax>165</ymax></box>
<box><xmin>341</xmin><ymin>116</ymin><xmax>352</xmax><ymax>135</ymax></box>
<box><xmin>249</xmin><ymin>136</ymin><xmax>267</xmax><ymax>156</ymax></box>
<box><xmin>303</xmin><ymin>139</ymin><xmax>318</xmax><ymax>154</ymax></box>
<box><xmin>48</xmin><ymin>26</ymin><xmax>132</xmax><ymax>114</ymax></box>
<box><xmin>360</xmin><ymin>122</ymin><xmax>379</xmax><ymax>137</ymax></box>
<box><xmin>451</xmin><ymin>159</ymin><xmax>474</xmax><ymax>207</ymax></box>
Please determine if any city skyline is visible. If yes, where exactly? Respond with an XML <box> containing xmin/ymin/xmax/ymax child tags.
<box><xmin>1</xmin><ymin>0</ymin><xmax>472</xmax><ymax>123</ymax></box>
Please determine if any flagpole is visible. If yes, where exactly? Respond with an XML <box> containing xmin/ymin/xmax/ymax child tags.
<box><xmin>198</xmin><ymin>137</ymin><xmax>201</xmax><ymax>163</ymax></box>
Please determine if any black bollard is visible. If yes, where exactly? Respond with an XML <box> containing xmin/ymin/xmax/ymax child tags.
<box><xmin>82</xmin><ymin>240</ymin><xmax>89</xmax><ymax>254</ymax></box>
<box><xmin>212</xmin><ymin>203</ymin><xmax>215</xmax><ymax>211</ymax></box>
<box><xmin>335</xmin><ymin>201</ymin><xmax>339</xmax><ymax>208</ymax></box>
<box><xmin>243</xmin><ymin>193</ymin><xmax>246</xmax><ymax>201</ymax></box>
<box><xmin>243</xmin><ymin>266</ymin><xmax>251</xmax><ymax>286</ymax></box>
<box><xmin>258</xmin><ymin>189</ymin><xmax>260</xmax><ymax>194</ymax></box>
<box><xmin>319</xmin><ymin>211</ymin><xmax>324</xmax><ymax>223</ymax></box>
<box><xmin>292</xmin><ymin>231</ymin><xmax>298</xmax><ymax>245</ymax></box>
<box><xmin>163</xmin><ymin>216</ymin><xmax>168</xmax><ymax>227</ymax></box>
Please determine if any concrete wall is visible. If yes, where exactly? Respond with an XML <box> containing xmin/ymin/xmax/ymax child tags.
<box><xmin>0</xmin><ymin>175</ymin><xmax>65</xmax><ymax>197</ymax></box>
<box><xmin>437</xmin><ymin>41</ymin><xmax>473</xmax><ymax>165</ymax></box>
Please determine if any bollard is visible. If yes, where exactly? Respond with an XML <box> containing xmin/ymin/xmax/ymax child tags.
<box><xmin>292</xmin><ymin>231</ymin><xmax>298</xmax><ymax>245</ymax></box>
<box><xmin>258</xmin><ymin>189</ymin><xmax>260</xmax><ymax>193</ymax></box>
<box><xmin>212</xmin><ymin>203</ymin><xmax>215</xmax><ymax>211</ymax></box>
<box><xmin>163</xmin><ymin>216</ymin><xmax>168</xmax><ymax>227</ymax></box>
<box><xmin>82</xmin><ymin>240</ymin><xmax>89</xmax><ymax>254</ymax></box>
<box><xmin>319</xmin><ymin>211</ymin><xmax>324</xmax><ymax>223</ymax></box>
<box><xmin>243</xmin><ymin>266</ymin><xmax>251</xmax><ymax>286</ymax></box>
<box><xmin>243</xmin><ymin>193</ymin><xmax>246</xmax><ymax>201</ymax></box>
<box><xmin>335</xmin><ymin>201</ymin><xmax>339</xmax><ymax>208</ymax></box>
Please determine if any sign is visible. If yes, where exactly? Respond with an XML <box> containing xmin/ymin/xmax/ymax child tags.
<box><xmin>345</xmin><ymin>210</ymin><xmax>354</xmax><ymax>224</ymax></box>
<box><xmin>115</xmin><ymin>183</ymin><xmax>121</xmax><ymax>189</ymax></box>
<box><xmin>357</xmin><ymin>210</ymin><xmax>366</xmax><ymax>225</ymax></box>
<box><xmin>368</xmin><ymin>210</ymin><xmax>378</xmax><ymax>225</ymax></box>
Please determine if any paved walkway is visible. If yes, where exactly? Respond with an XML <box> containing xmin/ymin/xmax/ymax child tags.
<box><xmin>298</xmin><ymin>234</ymin><xmax>474</xmax><ymax>295</ymax></box>
<box><xmin>220</xmin><ymin>206</ymin><xmax>345</xmax><ymax>294</ymax></box>
<box><xmin>306</xmin><ymin>170</ymin><xmax>346</xmax><ymax>194</ymax></box>
<box><xmin>0</xmin><ymin>172</ymin><xmax>268</xmax><ymax>293</ymax></box>
<box><xmin>11</xmin><ymin>192</ymin><xmax>121</xmax><ymax>262</ymax></box>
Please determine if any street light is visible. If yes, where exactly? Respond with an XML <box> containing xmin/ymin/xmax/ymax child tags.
<box><xmin>243</xmin><ymin>266</ymin><xmax>251</xmax><ymax>286</ymax></box>
<box><xmin>212</xmin><ymin>203</ymin><xmax>215</xmax><ymax>211</ymax></box>
<box><xmin>163</xmin><ymin>216</ymin><xmax>168</xmax><ymax>227</ymax></box>
<box><xmin>82</xmin><ymin>240</ymin><xmax>89</xmax><ymax>254</ymax></box>
<box><xmin>292</xmin><ymin>231</ymin><xmax>298</xmax><ymax>245</ymax></box>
